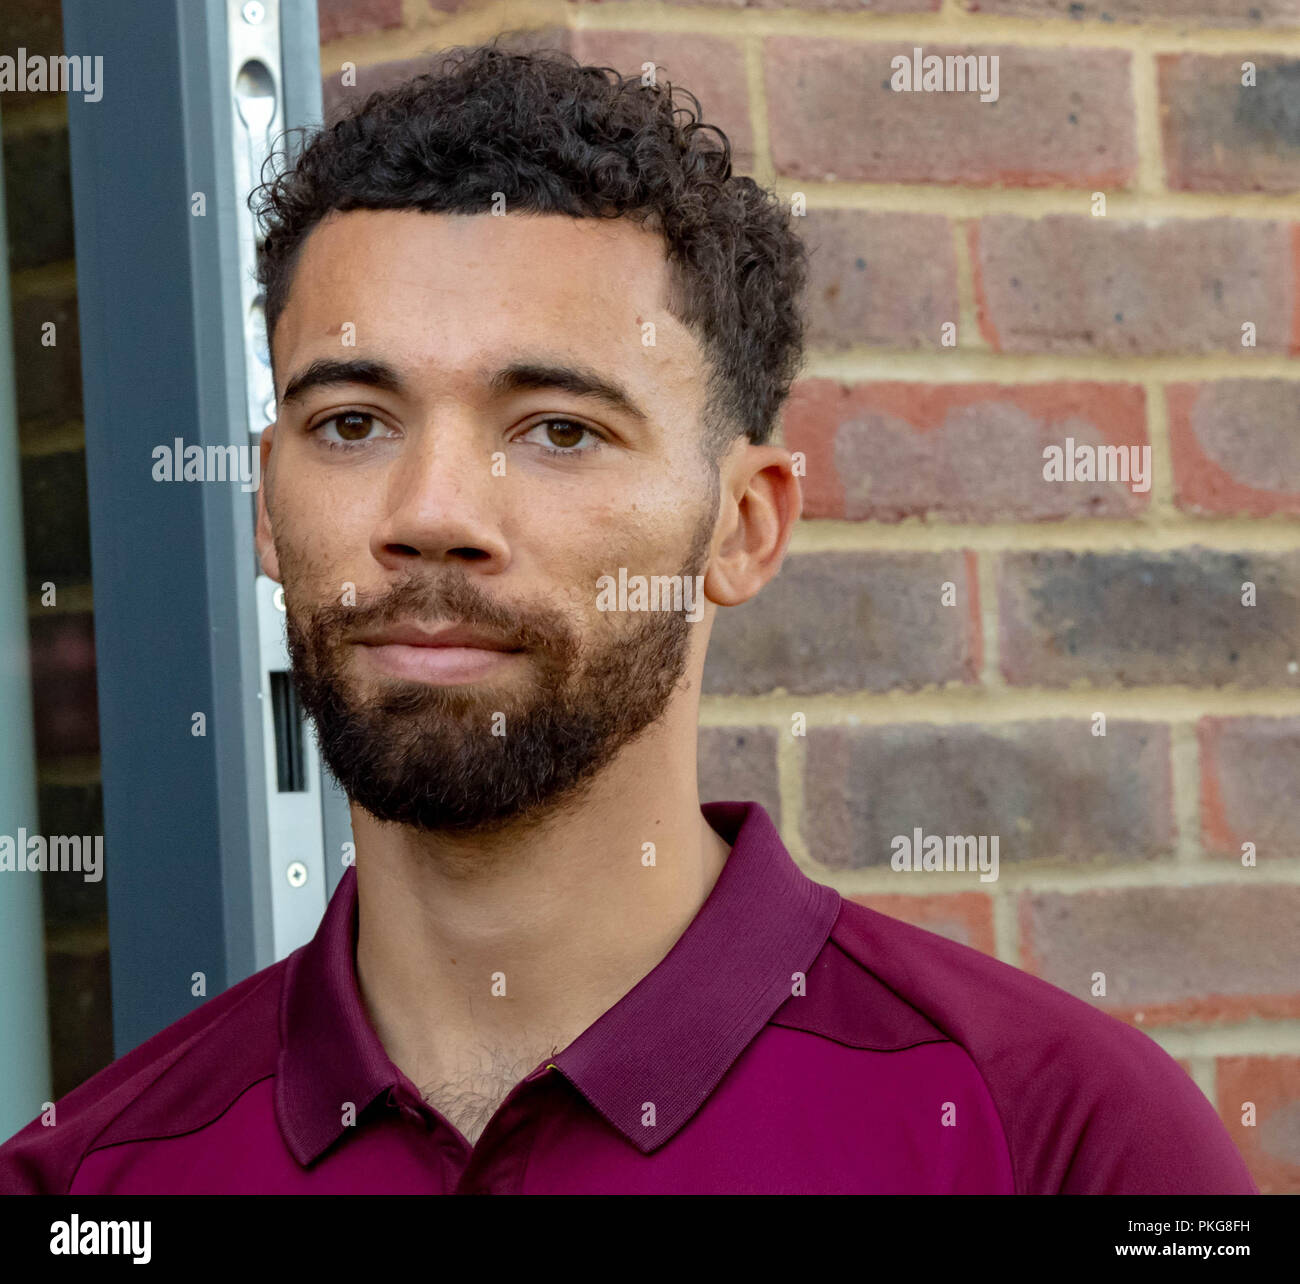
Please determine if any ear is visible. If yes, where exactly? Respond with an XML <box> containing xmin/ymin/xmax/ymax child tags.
<box><xmin>254</xmin><ymin>422</ymin><xmax>282</xmax><ymax>583</ymax></box>
<box><xmin>705</xmin><ymin>444</ymin><xmax>802</xmax><ymax>608</ymax></box>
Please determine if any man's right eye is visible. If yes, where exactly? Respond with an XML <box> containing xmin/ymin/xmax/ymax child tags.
<box><xmin>310</xmin><ymin>411</ymin><xmax>392</xmax><ymax>449</ymax></box>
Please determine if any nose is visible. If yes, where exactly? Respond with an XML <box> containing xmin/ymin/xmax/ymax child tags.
<box><xmin>368</xmin><ymin>417</ymin><xmax>511</xmax><ymax>573</ymax></box>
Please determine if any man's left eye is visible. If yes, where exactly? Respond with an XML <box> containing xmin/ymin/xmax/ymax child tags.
<box><xmin>522</xmin><ymin>419</ymin><xmax>602</xmax><ymax>454</ymax></box>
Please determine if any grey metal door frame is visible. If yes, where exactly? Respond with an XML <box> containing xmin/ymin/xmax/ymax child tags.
<box><xmin>62</xmin><ymin>0</ymin><xmax>344</xmax><ymax>1057</ymax></box>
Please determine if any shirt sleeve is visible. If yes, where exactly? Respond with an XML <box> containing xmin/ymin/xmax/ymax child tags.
<box><xmin>1015</xmin><ymin>1016</ymin><xmax>1258</xmax><ymax>1195</ymax></box>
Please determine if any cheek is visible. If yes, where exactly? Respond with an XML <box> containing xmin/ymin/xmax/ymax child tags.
<box><xmin>273</xmin><ymin>507</ymin><xmax>354</xmax><ymax>599</ymax></box>
<box><xmin>515</xmin><ymin>507</ymin><xmax>656</xmax><ymax>629</ymax></box>
<box><xmin>274</xmin><ymin>473</ymin><xmax>377</xmax><ymax>573</ymax></box>
<box><xmin>562</xmin><ymin>503</ymin><xmax>667</xmax><ymax>580</ymax></box>
<box><xmin>568</xmin><ymin>509</ymin><xmax>705</xmax><ymax>625</ymax></box>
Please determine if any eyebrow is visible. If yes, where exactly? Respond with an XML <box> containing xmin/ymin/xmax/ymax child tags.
<box><xmin>488</xmin><ymin>362</ymin><xmax>650</xmax><ymax>426</ymax></box>
<box><xmin>279</xmin><ymin>356</ymin><xmax>650</xmax><ymax>426</ymax></box>
<box><xmin>280</xmin><ymin>357</ymin><xmax>404</xmax><ymax>408</ymax></box>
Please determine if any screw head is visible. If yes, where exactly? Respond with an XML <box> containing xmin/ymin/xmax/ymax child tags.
<box><xmin>242</xmin><ymin>2</ymin><xmax>266</xmax><ymax>24</ymax></box>
<box><xmin>287</xmin><ymin>861</ymin><xmax>308</xmax><ymax>888</ymax></box>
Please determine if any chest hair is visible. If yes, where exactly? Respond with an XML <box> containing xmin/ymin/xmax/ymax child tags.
<box><xmin>418</xmin><ymin>1043</ymin><xmax>560</xmax><ymax>1147</ymax></box>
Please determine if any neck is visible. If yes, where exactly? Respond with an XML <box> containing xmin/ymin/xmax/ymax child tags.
<box><xmin>352</xmin><ymin>702</ymin><xmax>732</xmax><ymax>1091</ymax></box>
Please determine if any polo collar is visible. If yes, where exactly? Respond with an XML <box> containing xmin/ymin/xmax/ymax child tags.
<box><xmin>277</xmin><ymin>801</ymin><xmax>841</xmax><ymax>1163</ymax></box>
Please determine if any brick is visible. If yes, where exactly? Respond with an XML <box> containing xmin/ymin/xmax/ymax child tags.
<box><xmin>1216</xmin><ymin>1057</ymin><xmax>1300</xmax><ymax>1194</ymax></box>
<box><xmin>20</xmin><ymin>450</ymin><xmax>91</xmax><ymax>591</ymax></box>
<box><xmin>847</xmin><ymin>892</ymin><xmax>996</xmax><ymax>954</ymax></box>
<box><xmin>1</xmin><ymin>124</ymin><xmax>75</xmax><ymax>271</ymax></box>
<box><xmin>999</xmin><ymin>550</ymin><xmax>1300</xmax><ymax>688</ymax></box>
<box><xmin>971</xmin><ymin>215</ymin><xmax>1294</xmax><ymax>355</ymax></box>
<box><xmin>698</xmin><ymin>727</ymin><xmax>781</xmax><ymax>824</ymax></box>
<box><xmin>12</xmin><ymin>287</ymin><xmax>82</xmax><ymax>427</ymax></box>
<box><xmin>703</xmin><ymin>552</ymin><xmax>981</xmax><ymax>696</ymax></box>
<box><xmin>1168</xmin><ymin>380</ymin><xmax>1300</xmax><ymax>516</ymax></box>
<box><xmin>783</xmin><ymin>379</ymin><xmax>1150</xmax><ymax>522</ymax></box>
<box><xmin>804</xmin><ymin>720</ymin><xmax>1174</xmax><ymax>871</ymax></box>
<box><xmin>36</xmin><ymin>780</ymin><xmax>106</xmax><ymax>931</ymax></box>
<box><xmin>324</xmin><ymin>56</ymin><xmax>439</xmax><ymax>123</ymax></box>
<box><xmin>568</xmin><ymin>31</ymin><xmax>753</xmax><ymax>173</ymax></box>
<box><xmin>1019</xmin><ymin>886</ymin><xmax>1300</xmax><ymax>1024</ymax></box>
<box><xmin>45</xmin><ymin>943</ymin><xmax>113</xmax><ymax>1099</ymax></box>
<box><xmin>27</xmin><ymin>611</ymin><xmax>98</xmax><ymax>757</ymax></box>
<box><xmin>798</xmin><ymin>210</ymin><xmax>959</xmax><ymax>351</ymax></box>
<box><xmin>1199</xmin><ymin>717</ymin><xmax>1300</xmax><ymax>862</ymax></box>
<box><xmin>765</xmin><ymin>40</ymin><xmax>1135</xmax><ymax>188</ymax></box>
<box><xmin>318</xmin><ymin>0</ymin><xmax>403</xmax><ymax>43</ymax></box>
<box><xmin>1160</xmin><ymin>55</ymin><xmax>1300</xmax><ymax>194</ymax></box>
<box><xmin>962</xmin><ymin>0</ymin><xmax>1300</xmax><ymax>26</ymax></box>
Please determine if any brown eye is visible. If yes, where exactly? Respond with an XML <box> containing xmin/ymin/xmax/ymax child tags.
<box><xmin>335</xmin><ymin>412</ymin><xmax>373</xmax><ymax>441</ymax></box>
<box><xmin>544</xmin><ymin>421</ymin><xmax>585</xmax><ymax>449</ymax></box>
<box><xmin>519</xmin><ymin>418</ymin><xmax>603</xmax><ymax>455</ymax></box>
<box><xmin>313</xmin><ymin>411</ymin><xmax>390</xmax><ymax>449</ymax></box>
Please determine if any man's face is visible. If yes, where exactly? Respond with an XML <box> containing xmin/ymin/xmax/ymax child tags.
<box><xmin>256</xmin><ymin>209</ymin><xmax>722</xmax><ymax>834</ymax></box>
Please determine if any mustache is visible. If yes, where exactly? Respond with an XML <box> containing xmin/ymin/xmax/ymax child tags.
<box><xmin>289</xmin><ymin>571</ymin><xmax>574</xmax><ymax>654</ymax></box>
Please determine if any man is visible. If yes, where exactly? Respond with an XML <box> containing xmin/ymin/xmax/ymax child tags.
<box><xmin>0</xmin><ymin>42</ymin><xmax>1257</xmax><ymax>1194</ymax></box>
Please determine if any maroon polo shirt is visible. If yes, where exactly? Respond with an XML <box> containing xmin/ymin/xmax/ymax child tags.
<box><xmin>0</xmin><ymin>801</ymin><xmax>1258</xmax><ymax>1194</ymax></box>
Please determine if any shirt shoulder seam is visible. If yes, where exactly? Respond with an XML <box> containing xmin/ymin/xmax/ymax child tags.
<box><xmin>58</xmin><ymin>966</ymin><xmax>287</xmax><ymax>1193</ymax></box>
<box><xmin>765</xmin><ymin>1017</ymin><xmax>955</xmax><ymax>1058</ymax></box>
<box><xmin>69</xmin><ymin>1072</ymin><xmax>280</xmax><ymax>1192</ymax></box>
<box><xmin>823</xmin><ymin>926</ymin><xmax>1022</xmax><ymax>1193</ymax></box>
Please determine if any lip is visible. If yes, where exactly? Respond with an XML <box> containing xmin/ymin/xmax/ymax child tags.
<box><xmin>354</xmin><ymin>622</ymin><xmax>522</xmax><ymax>651</ymax></box>
<box><xmin>353</xmin><ymin>621</ymin><xmax>524</xmax><ymax>685</ymax></box>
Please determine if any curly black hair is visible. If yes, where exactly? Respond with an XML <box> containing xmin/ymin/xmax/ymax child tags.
<box><xmin>251</xmin><ymin>39</ymin><xmax>808</xmax><ymax>456</ymax></box>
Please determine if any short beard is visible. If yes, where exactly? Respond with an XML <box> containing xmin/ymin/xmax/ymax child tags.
<box><xmin>281</xmin><ymin>495</ymin><xmax>716</xmax><ymax>837</ymax></box>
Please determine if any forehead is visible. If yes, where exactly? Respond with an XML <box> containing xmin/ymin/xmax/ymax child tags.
<box><xmin>272</xmin><ymin>208</ymin><xmax>704</xmax><ymax>402</ymax></box>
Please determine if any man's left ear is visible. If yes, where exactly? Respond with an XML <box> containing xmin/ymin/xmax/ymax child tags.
<box><xmin>705</xmin><ymin>446</ymin><xmax>801</xmax><ymax>608</ymax></box>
